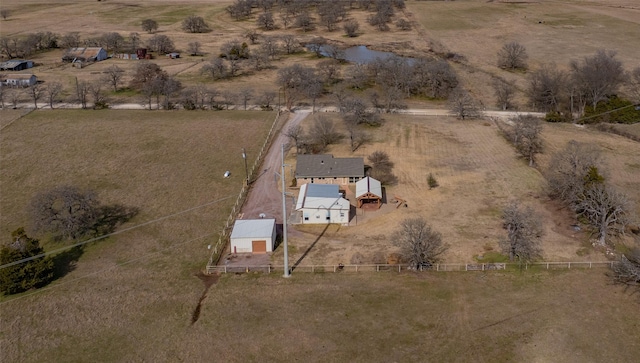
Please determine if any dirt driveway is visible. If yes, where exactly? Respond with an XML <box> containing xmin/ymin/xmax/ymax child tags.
<box><xmin>240</xmin><ymin>110</ymin><xmax>310</xmax><ymax>222</ymax></box>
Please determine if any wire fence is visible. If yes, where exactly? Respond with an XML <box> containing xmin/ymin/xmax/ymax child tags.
<box><xmin>206</xmin><ymin>261</ymin><xmax>617</xmax><ymax>275</ymax></box>
<box><xmin>206</xmin><ymin>111</ymin><xmax>282</xmax><ymax>268</ymax></box>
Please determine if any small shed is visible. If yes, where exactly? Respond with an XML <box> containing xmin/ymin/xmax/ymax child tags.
<box><xmin>1</xmin><ymin>74</ymin><xmax>37</xmax><ymax>87</ymax></box>
<box><xmin>166</xmin><ymin>52</ymin><xmax>180</xmax><ymax>59</ymax></box>
<box><xmin>0</xmin><ymin>60</ymin><xmax>34</xmax><ymax>71</ymax></box>
<box><xmin>356</xmin><ymin>176</ymin><xmax>382</xmax><ymax>209</ymax></box>
<box><xmin>230</xmin><ymin>219</ymin><xmax>277</xmax><ymax>254</ymax></box>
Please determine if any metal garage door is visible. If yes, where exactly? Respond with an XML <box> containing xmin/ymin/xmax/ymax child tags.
<box><xmin>252</xmin><ymin>240</ymin><xmax>267</xmax><ymax>253</ymax></box>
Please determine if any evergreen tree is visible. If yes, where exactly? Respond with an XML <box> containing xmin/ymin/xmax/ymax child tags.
<box><xmin>0</xmin><ymin>228</ymin><xmax>54</xmax><ymax>295</ymax></box>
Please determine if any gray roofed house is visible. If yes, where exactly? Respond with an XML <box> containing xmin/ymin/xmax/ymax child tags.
<box><xmin>295</xmin><ymin>154</ymin><xmax>364</xmax><ymax>186</ymax></box>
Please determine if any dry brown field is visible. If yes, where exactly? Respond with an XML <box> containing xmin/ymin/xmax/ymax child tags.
<box><xmin>2</xmin><ymin>0</ymin><xmax>638</xmax><ymax>109</ymax></box>
<box><xmin>2</xmin><ymin>268</ymin><xmax>639</xmax><ymax>362</ymax></box>
<box><xmin>275</xmin><ymin>113</ymin><xmax>640</xmax><ymax>267</ymax></box>
<box><xmin>1</xmin><ymin>1</ymin><xmax>640</xmax><ymax>360</ymax></box>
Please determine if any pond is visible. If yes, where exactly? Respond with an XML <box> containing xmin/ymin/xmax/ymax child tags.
<box><xmin>309</xmin><ymin>44</ymin><xmax>416</xmax><ymax>64</ymax></box>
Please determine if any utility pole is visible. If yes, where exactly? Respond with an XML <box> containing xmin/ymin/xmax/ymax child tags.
<box><xmin>242</xmin><ymin>148</ymin><xmax>249</xmax><ymax>185</ymax></box>
<box><xmin>282</xmin><ymin>143</ymin><xmax>290</xmax><ymax>278</ymax></box>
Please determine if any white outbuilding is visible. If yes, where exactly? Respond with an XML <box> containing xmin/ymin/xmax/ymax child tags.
<box><xmin>230</xmin><ymin>219</ymin><xmax>276</xmax><ymax>254</ymax></box>
<box><xmin>295</xmin><ymin>183</ymin><xmax>350</xmax><ymax>225</ymax></box>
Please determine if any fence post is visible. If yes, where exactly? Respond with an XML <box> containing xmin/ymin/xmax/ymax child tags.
<box><xmin>568</xmin><ymin>262</ymin><xmax>571</xmax><ymax>269</ymax></box>
<box><xmin>547</xmin><ymin>262</ymin><xmax>549</xmax><ymax>269</ymax></box>
<box><xmin>398</xmin><ymin>265</ymin><xmax>401</xmax><ymax>272</ymax></box>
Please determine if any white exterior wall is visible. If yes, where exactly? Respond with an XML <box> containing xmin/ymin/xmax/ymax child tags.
<box><xmin>301</xmin><ymin>207</ymin><xmax>349</xmax><ymax>225</ymax></box>
<box><xmin>230</xmin><ymin>223</ymin><xmax>276</xmax><ymax>253</ymax></box>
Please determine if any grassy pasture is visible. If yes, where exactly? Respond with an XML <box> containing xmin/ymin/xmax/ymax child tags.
<box><xmin>2</xmin><ymin>268</ymin><xmax>639</xmax><ymax>362</ymax></box>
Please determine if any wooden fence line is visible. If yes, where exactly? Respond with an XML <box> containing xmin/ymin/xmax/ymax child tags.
<box><xmin>206</xmin><ymin>111</ymin><xmax>282</xmax><ymax>268</ymax></box>
<box><xmin>206</xmin><ymin>261</ymin><xmax>617</xmax><ymax>275</ymax></box>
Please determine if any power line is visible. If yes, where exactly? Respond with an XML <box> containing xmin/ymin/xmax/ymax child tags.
<box><xmin>0</xmin><ymin>232</ymin><xmax>216</xmax><ymax>304</ymax></box>
<box><xmin>0</xmin><ymin>195</ymin><xmax>234</xmax><ymax>270</ymax></box>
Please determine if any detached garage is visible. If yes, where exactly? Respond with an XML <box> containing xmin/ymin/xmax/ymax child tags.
<box><xmin>230</xmin><ymin>219</ymin><xmax>276</xmax><ymax>254</ymax></box>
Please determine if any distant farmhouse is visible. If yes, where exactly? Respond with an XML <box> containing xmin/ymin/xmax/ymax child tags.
<box><xmin>0</xmin><ymin>60</ymin><xmax>34</xmax><ymax>71</ymax></box>
<box><xmin>62</xmin><ymin>47</ymin><xmax>107</xmax><ymax>63</ymax></box>
<box><xmin>295</xmin><ymin>154</ymin><xmax>364</xmax><ymax>186</ymax></box>
<box><xmin>295</xmin><ymin>184</ymin><xmax>350</xmax><ymax>225</ymax></box>
<box><xmin>1</xmin><ymin>74</ymin><xmax>37</xmax><ymax>87</ymax></box>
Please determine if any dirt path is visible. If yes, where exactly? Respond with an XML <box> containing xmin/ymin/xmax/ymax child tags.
<box><xmin>239</xmin><ymin>111</ymin><xmax>310</xmax><ymax>223</ymax></box>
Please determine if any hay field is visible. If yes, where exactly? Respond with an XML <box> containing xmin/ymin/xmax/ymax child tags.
<box><xmin>275</xmin><ymin>114</ymin><xmax>640</xmax><ymax>267</ymax></box>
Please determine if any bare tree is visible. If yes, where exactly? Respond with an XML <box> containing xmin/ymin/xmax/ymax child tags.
<box><xmin>129</xmin><ymin>32</ymin><xmax>140</xmax><ymax>52</ymax></box>
<box><xmin>220</xmin><ymin>40</ymin><xmax>250</xmax><ymax>77</ymax></box>
<box><xmin>392</xmin><ymin>217</ymin><xmax>448</xmax><ymax>269</ymax></box>
<box><xmin>147</xmin><ymin>34</ymin><xmax>174</xmax><ymax>54</ymax></box>
<box><xmin>103</xmin><ymin>65</ymin><xmax>124</xmax><ymax>92</ymax></box>
<box><xmin>492</xmin><ymin>78</ymin><xmax>516</xmax><ymax>111</ymax></box>
<box><xmin>280</xmin><ymin>34</ymin><xmax>299</xmax><ymax>54</ymax></box>
<box><xmin>260</xmin><ymin>36</ymin><xmax>280</xmax><ymax>60</ymax></box>
<box><xmin>570</xmin><ymin>49</ymin><xmax>625</xmax><ymax>111</ymax></box>
<box><xmin>130</xmin><ymin>62</ymin><xmax>168</xmax><ymax>90</ymax></box>
<box><xmin>546</xmin><ymin>140</ymin><xmax>603</xmax><ymax>205</ymax></box>
<box><xmin>284</xmin><ymin>124</ymin><xmax>305</xmax><ymax>153</ymax></box>
<box><xmin>182</xmin><ymin>15</ymin><xmax>210</xmax><ymax>33</ymax></box>
<box><xmin>344</xmin><ymin>19</ymin><xmax>360</xmax><ymax>37</ymax></box>
<box><xmin>497</xmin><ymin>41</ymin><xmax>528</xmax><ymax>70</ymax></box>
<box><xmin>500</xmin><ymin>202</ymin><xmax>544</xmax><ymax>263</ymax></box>
<box><xmin>76</xmin><ymin>80</ymin><xmax>90</xmax><ymax>109</ymax></box>
<box><xmin>511</xmin><ymin>115</ymin><xmax>543</xmax><ymax>166</ymax></box>
<box><xmin>316</xmin><ymin>59</ymin><xmax>341</xmax><ymax>85</ymax></box>
<box><xmin>368</xmin><ymin>150</ymin><xmax>397</xmax><ymax>185</ymax></box>
<box><xmin>7</xmin><ymin>88</ymin><xmax>21</xmax><ymax>109</ymax></box>
<box><xmin>239</xmin><ymin>88</ymin><xmax>253</xmax><ymax>110</ymax></box>
<box><xmin>448</xmin><ymin>88</ymin><xmax>481</xmax><ymax>120</ymax></box>
<box><xmin>101</xmin><ymin>32</ymin><xmax>125</xmax><ymax>53</ymax></box>
<box><xmin>575</xmin><ymin>185</ymin><xmax>633</xmax><ymax>246</ymax></box>
<box><xmin>161</xmin><ymin>77</ymin><xmax>182</xmax><ymax>110</ymax></box>
<box><xmin>309</xmin><ymin>115</ymin><xmax>342</xmax><ymax>151</ymax></box>
<box><xmin>59</xmin><ymin>32</ymin><xmax>81</xmax><ymax>49</ymax></box>
<box><xmin>141</xmin><ymin>19</ymin><xmax>158</xmax><ymax>34</ymax></box>
<box><xmin>201</xmin><ymin>57</ymin><xmax>227</xmax><ymax>80</ymax></box>
<box><xmin>43</xmin><ymin>82</ymin><xmax>63</xmax><ymax>109</ymax></box>
<box><xmin>187</xmin><ymin>41</ymin><xmax>202</xmax><ymax>56</ymax></box>
<box><xmin>244</xmin><ymin>30</ymin><xmax>260</xmax><ymax>45</ymax></box>
<box><xmin>89</xmin><ymin>83</ymin><xmax>108</xmax><ymax>109</ymax></box>
<box><xmin>277</xmin><ymin>64</ymin><xmax>315</xmax><ymax>110</ymax></box>
<box><xmin>610</xmin><ymin>247</ymin><xmax>640</xmax><ymax>294</ymax></box>
<box><xmin>527</xmin><ymin>64</ymin><xmax>566</xmax><ymax>112</ymax></box>
<box><xmin>26</xmin><ymin>83</ymin><xmax>43</xmax><ymax>109</ymax></box>
<box><xmin>302</xmin><ymin>76</ymin><xmax>324</xmax><ymax>113</ymax></box>
<box><xmin>257</xmin><ymin>12</ymin><xmax>276</xmax><ymax>30</ymax></box>
<box><xmin>29</xmin><ymin>186</ymin><xmax>99</xmax><ymax>240</ymax></box>
<box><xmin>293</xmin><ymin>11</ymin><xmax>314</xmax><ymax>32</ymax></box>
<box><xmin>318</xmin><ymin>2</ymin><xmax>344</xmax><ymax>31</ymax></box>
<box><xmin>1</xmin><ymin>9</ymin><xmax>10</xmax><ymax>20</ymax></box>
<box><xmin>259</xmin><ymin>90</ymin><xmax>276</xmax><ymax>110</ymax></box>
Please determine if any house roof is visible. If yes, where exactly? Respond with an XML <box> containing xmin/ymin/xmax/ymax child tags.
<box><xmin>1</xmin><ymin>74</ymin><xmax>36</xmax><ymax>80</ymax></box>
<box><xmin>356</xmin><ymin>177</ymin><xmax>382</xmax><ymax>199</ymax></box>
<box><xmin>296</xmin><ymin>184</ymin><xmax>350</xmax><ymax>211</ymax></box>
<box><xmin>230</xmin><ymin>219</ymin><xmax>276</xmax><ymax>239</ymax></box>
<box><xmin>295</xmin><ymin>154</ymin><xmax>364</xmax><ymax>178</ymax></box>
<box><xmin>0</xmin><ymin>60</ymin><xmax>32</xmax><ymax>69</ymax></box>
<box><xmin>63</xmin><ymin>47</ymin><xmax>105</xmax><ymax>59</ymax></box>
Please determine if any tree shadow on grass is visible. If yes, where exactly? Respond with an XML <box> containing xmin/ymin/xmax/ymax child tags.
<box><xmin>51</xmin><ymin>246</ymin><xmax>84</xmax><ymax>280</ymax></box>
<box><xmin>92</xmin><ymin>204</ymin><xmax>139</xmax><ymax>236</ymax></box>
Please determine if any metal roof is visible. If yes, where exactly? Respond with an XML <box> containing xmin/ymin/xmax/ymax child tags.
<box><xmin>0</xmin><ymin>60</ymin><xmax>31</xmax><ymax>68</ymax></box>
<box><xmin>1</xmin><ymin>74</ymin><xmax>36</xmax><ymax>80</ymax></box>
<box><xmin>356</xmin><ymin>177</ymin><xmax>382</xmax><ymax>199</ymax></box>
<box><xmin>295</xmin><ymin>154</ymin><xmax>364</xmax><ymax>178</ymax></box>
<box><xmin>295</xmin><ymin>184</ymin><xmax>350</xmax><ymax>211</ymax></box>
<box><xmin>230</xmin><ymin>219</ymin><xmax>276</xmax><ymax>239</ymax></box>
